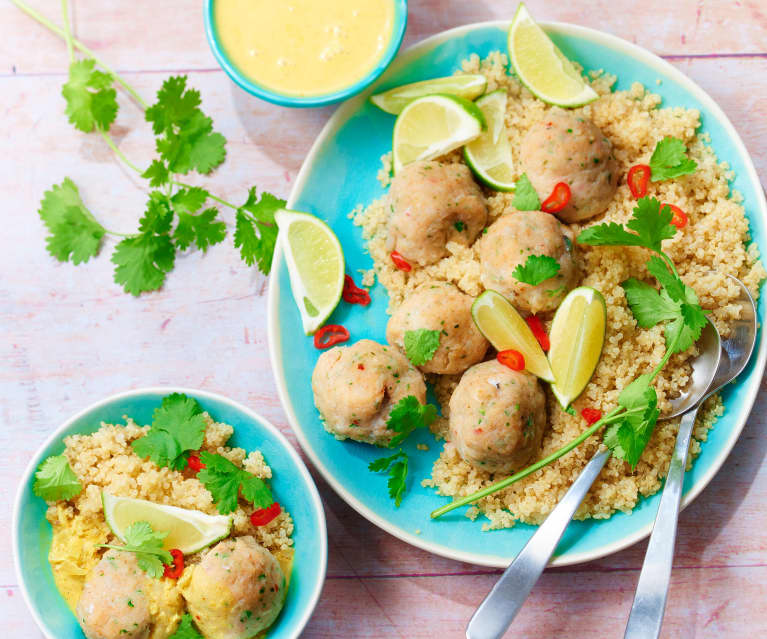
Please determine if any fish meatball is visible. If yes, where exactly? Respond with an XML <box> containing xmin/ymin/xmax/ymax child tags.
<box><xmin>76</xmin><ymin>550</ymin><xmax>183</xmax><ymax>639</ymax></box>
<box><xmin>312</xmin><ymin>339</ymin><xmax>427</xmax><ymax>446</ymax></box>
<box><xmin>181</xmin><ymin>537</ymin><xmax>285</xmax><ymax>639</ymax></box>
<box><xmin>449</xmin><ymin>360</ymin><xmax>546</xmax><ymax>473</ymax></box>
<box><xmin>386</xmin><ymin>282</ymin><xmax>489</xmax><ymax>375</ymax></box>
<box><xmin>520</xmin><ymin>111</ymin><xmax>618</xmax><ymax>222</ymax></box>
<box><xmin>387</xmin><ymin>160</ymin><xmax>488</xmax><ymax>266</ymax></box>
<box><xmin>478</xmin><ymin>211</ymin><xmax>577</xmax><ymax>314</ymax></box>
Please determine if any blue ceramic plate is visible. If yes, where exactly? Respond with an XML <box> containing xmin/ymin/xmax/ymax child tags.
<box><xmin>13</xmin><ymin>388</ymin><xmax>327</xmax><ymax>639</ymax></box>
<box><xmin>268</xmin><ymin>21</ymin><xmax>767</xmax><ymax>567</ymax></box>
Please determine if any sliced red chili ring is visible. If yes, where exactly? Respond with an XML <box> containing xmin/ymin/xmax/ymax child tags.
<box><xmin>187</xmin><ymin>452</ymin><xmax>206</xmax><ymax>472</ymax></box>
<box><xmin>661</xmin><ymin>203</ymin><xmax>688</xmax><ymax>229</ymax></box>
<box><xmin>313</xmin><ymin>324</ymin><xmax>350</xmax><ymax>349</ymax></box>
<box><xmin>390</xmin><ymin>251</ymin><xmax>412</xmax><ymax>272</ymax></box>
<box><xmin>342</xmin><ymin>274</ymin><xmax>371</xmax><ymax>306</ymax></box>
<box><xmin>525</xmin><ymin>315</ymin><xmax>550</xmax><ymax>352</ymax></box>
<box><xmin>627</xmin><ymin>164</ymin><xmax>651</xmax><ymax>199</ymax></box>
<box><xmin>163</xmin><ymin>549</ymin><xmax>184</xmax><ymax>579</ymax></box>
<box><xmin>250</xmin><ymin>502</ymin><xmax>282</xmax><ymax>527</ymax></box>
<box><xmin>497</xmin><ymin>349</ymin><xmax>525</xmax><ymax>371</ymax></box>
<box><xmin>541</xmin><ymin>182</ymin><xmax>572</xmax><ymax>214</ymax></box>
<box><xmin>580</xmin><ymin>408</ymin><xmax>602</xmax><ymax>425</ymax></box>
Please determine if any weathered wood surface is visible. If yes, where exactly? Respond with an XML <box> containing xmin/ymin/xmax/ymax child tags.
<box><xmin>1</xmin><ymin>1</ymin><xmax>766</xmax><ymax>637</ymax></box>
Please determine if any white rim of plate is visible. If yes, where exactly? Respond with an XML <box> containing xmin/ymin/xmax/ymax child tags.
<box><xmin>268</xmin><ymin>20</ymin><xmax>767</xmax><ymax>568</ymax></box>
<box><xmin>12</xmin><ymin>386</ymin><xmax>328</xmax><ymax>639</ymax></box>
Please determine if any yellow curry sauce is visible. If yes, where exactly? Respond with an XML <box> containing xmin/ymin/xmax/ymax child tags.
<box><xmin>214</xmin><ymin>0</ymin><xmax>395</xmax><ymax>96</ymax></box>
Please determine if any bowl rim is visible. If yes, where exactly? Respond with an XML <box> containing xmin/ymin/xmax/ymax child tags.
<box><xmin>267</xmin><ymin>19</ymin><xmax>767</xmax><ymax>568</ymax></box>
<box><xmin>12</xmin><ymin>386</ymin><xmax>328</xmax><ymax>639</ymax></box>
<box><xmin>203</xmin><ymin>0</ymin><xmax>409</xmax><ymax>108</ymax></box>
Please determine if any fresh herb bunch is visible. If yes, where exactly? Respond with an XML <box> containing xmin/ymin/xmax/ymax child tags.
<box><xmin>19</xmin><ymin>0</ymin><xmax>283</xmax><ymax>295</ymax></box>
<box><xmin>98</xmin><ymin>521</ymin><xmax>173</xmax><ymax>578</ymax></box>
<box><xmin>431</xmin><ymin>196</ymin><xmax>707</xmax><ymax>519</ymax></box>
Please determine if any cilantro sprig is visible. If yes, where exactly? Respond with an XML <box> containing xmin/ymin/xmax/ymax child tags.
<box><xmin>512</xmin><ymin>254</ymin><xmax>561</xmax><ymax>286</ymax></box>
<box><xmin>386</xmin><ymin>395</ymin><xmax>438</xmax><ymax>448</ymax></box>
<box><xmin>431</xmin><ymin>196</ymin><xmax>708</xmax><ymax>519</ymax></box>
<box><xmin>21</xmin><ymin>0</ymin><xmax>285</xmax><ymax>295</ymax></box>
<box><xmin>98</xmin><ymin>521</ymin><xmax>173</xmax><ymax>578</ymax></box>
<box><xmin>131</xmin><ymin>393</ymin><xmax>207</xmax><ymax>471</ymax></box>
<box><xmin>512</xmin><ymin>173</ymin><xmax>541</xmax><ymax>211</ymax></box>
<box><xmin>649</xmin><ymin>136</ymin><xmax>697</xmax><ymax>182</ymax></box>
<box><xmin>368</xmin><ymin>450</ymin><xmax>409</xmax><ymax>507</ymax></box>
<box><xmin>33</xmin><ymin>454</ymin><xmax>82</xmax><ymax>501</ymax></box>
<box><xmin>403</xmin><ymin>329</ymin><xmax>441</xmax><ymax>366</ymax></box>
<box><xmin>197</xmin><ymin>452</ymin><xmax>273</xmax><ymax>515</ymax></box>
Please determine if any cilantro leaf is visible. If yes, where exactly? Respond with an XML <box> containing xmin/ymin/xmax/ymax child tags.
<box><xmin>197</xmin><ymin>452</ymin><xmax>273</xmax><ymax>514</ymax></box>
<box><xmin>512</xmin><ymin>254</ymin><xmax>561</xmax><ymax>286</ymax></box>
<box><xmin>386</xmin><ymin>396</ymin><xmax>437</xmax><ymax>448</ymax></box>
<box><xmin>649</xmin><ymin>136</ymin><xmax>698</xmax><ymax>182</ymax></box>
<box><xmin>131</xmin><ymin>393</ymin><xmax>206</xmax><ymax>470</ymax></box>
<box><xmin>512</xmin><ymin>173</ymin><xmax>541</xmax><ymax>211</ymax></box>
<box><xmin>32</xmin><ymin>454</ymin><xmax>82</xmax><ymax>501</ymax></box>
<box><xmin>603</xmin><ymin>374</ymin><xmax>660</xmax><ymax>468</ymax></box>
<box><xmin>621</xmin><ymin>278</ymin><xmax>679</xmax><ymax>328</ymax></box>
<box><xmin>62</xmin><ymin>59</ymin><xmax>118</xmax><ymax>133</ymax></box>
<box><xmin>368</xmin><ymin>450</ymin><xmax>409</xmax><ymax>507</ymax></box>
<box><xmin>39</xmin><ymin>178</ymin><xmax>105</xmax><ymax>264</ymax></box>
<box><xmin>141</xmin><ymin>159</ymin><xmax>170</xmax><ymax>188</ymax></box>
<box><xmin>170</xmin><ymin>187</ymin><xmax>209</xmax><ymax>215</ymax></box>
<box><xmin>169</xmin><ymin>614</ymin><xmax>204</xmax><ymax>639</ymax></box>
<box><xmin>174</xmin><ymin>208</ymin><xmax>226</xmax><ymax>252</ymax></box>
<box><xmin>234</xmin><ymin>188</ymin><xmax>284</xmax><ymax>274</ymax></box>
<box><xmin>403</xmin><ymin>329</ymin><xmax>440</xmax><ymax>366</ymax></box>
<box><xmin>99</xmin><ymin>521</ymin><xmax>172</xmax><ymax>578</ymax></box>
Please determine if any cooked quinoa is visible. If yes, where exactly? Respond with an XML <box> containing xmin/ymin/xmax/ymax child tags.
<box><xmin>353</xmin><ymin>51</ymin><xmax>765</xmax><ymax>530</ymax></box>
<box><xmin>46</xmin><ymin>414</ymin><xmax>294</xmax><ymax>604</ymax></box>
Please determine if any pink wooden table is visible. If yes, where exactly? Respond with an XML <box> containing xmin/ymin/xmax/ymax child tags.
<box><xmin>2</xmin><ymin>1</ymin><xmax>766</xmax><ymax>636</ymax></box>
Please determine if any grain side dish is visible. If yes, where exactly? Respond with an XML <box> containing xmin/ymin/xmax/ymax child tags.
<box><xmin>325</xmin><ymin>48</ymin><xmax>765</xmax><ymax>530</ymax></box>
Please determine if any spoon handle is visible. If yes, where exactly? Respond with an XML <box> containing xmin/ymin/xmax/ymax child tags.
<box><xmin>466</xmin><ymin>449</ymin><xmax>610</xmax><ymax>639</ymax></box>
<box><xmin>624</xmin><ymin>407</ymin><xmax>699</xmax><ymax>639</ymax></box>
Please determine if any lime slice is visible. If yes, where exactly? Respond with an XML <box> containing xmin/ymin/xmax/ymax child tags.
<box><xmin>102</xmin><ymin>492</ymin><xmax>231</xmax><ymax>555</ymax></box>
<box><xmin>275</xmin><ymin>209</ymin><xmax>345</xmax><ymax>335</ymax></box>
<box><xmin>472</xmin><ymin>290</ymin><xmax>554</xmax><ymax>382</ymax></box>
<box><xmin>548</xmin><ymin>287</ymin><xmax>606</xmax><ymax>408</ymax></box>
<box><xmin>371</xmin><ymin>74</ymin><xmax>487</xmax><ymax>115</ymax></box>
<box><xmin>392</xmin><ymin>94</ymin><xmax>486</xmax><ymax>174</ymax></box>
<box><xmin>508</xmin><ymin>3</ymin><xmax>598</xmax><ymax>107</ymax></box>
<box><xmin>464</xmin><ymin>90</ymin><xmax>515</xmax><ymax>191</ymax></box>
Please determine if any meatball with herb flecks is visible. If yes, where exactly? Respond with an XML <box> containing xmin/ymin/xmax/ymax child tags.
<box><xmin>311</xmin><ymin>339</ymin><xmax>426</xmax><ymax>446</ymax></box>
<box><xmin>386</xmin><ymin>282</ymin><xmax>489</xmax><ymax>375</ymax></box>
<box><xmin>387</xmin><ymin>160</ymin><xmax>487</xmax><ymax>266</ymax></box>
<box><xmin>448</xmin><ymin>360</ymin><xmax>546</xmax><ymax>473</ymax></box>
<box><xmin>520</xmin><ymin>111</ymin><xmax>618</xmax><ymax>222</ymax></box>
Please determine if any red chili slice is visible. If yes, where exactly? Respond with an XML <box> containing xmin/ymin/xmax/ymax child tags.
<box><xmin>314</xmin><ymin>324</ymin><xmax>350</xmax><ymax>349</ymax></box>
<box><xmin>187</xmin><ymin>453</ymin><xmax>206</xmax><ymax>473</ymax></box>
<box><xmin>525</xmin><ymin>315</ymin><xmax>550</xmax><ymax>352</ymax></box>
<box><xmin>342</xmin><ymin>274</ymin><xmax>371</xmax><ymax>306</ymax></box>
<box><xmin>163</xmin><ymin>549</ymin><xmax>184</xmax><ymax>579</ymax></box>
<box><xmin>390</xmin><ymin>251</ymin><xmax>412</xmax><ymax>272</ymax></box>
<box><xmin>541</xmin><ymin>182</ymin><xmax>572</xmax><ymax>214</ymax></box>
<box><xmin>250</xmin><ymin>502</ymin><xmax>282</xmax><ymax>527</ymax></box>
<box><xmin>627</xmin><ymin>164</ymin><xmax>651</xmax><ymax>199</ymax></box>
<box><xmin>497</xmin><ymin>349</ymin><xmax>525</xmax><ymax>371</ymax></box>
<box><xmin>662</xmin><ymin>203</ymin><xmax>688</xmax><ymax>229</ymax></box>
<box><xmin>580</xmin><ymin>408</ymin><xmax>602</xmax><ymax>425</ymax></box>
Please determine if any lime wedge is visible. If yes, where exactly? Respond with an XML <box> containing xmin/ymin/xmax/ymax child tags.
<box><xmin>392</xmin><ymin>94</ymin><xmax>486</xmax><ymax>174</ymax></box>
<box><xmin>275</xmin><ymin>209</ymin><xmax>345</xmax><ymax>335</ymax></box>
<box><xmin>472</xmin><ymin>290</ymin><xmax>554</xmax><ymax>382</ymax></box>
<box><xmin>464</xmin><ymin>90</ymin><xmax>515</xmax><ymax>191</ymax></box>
<box><xmin>508</xmin><ymin>3</ymin><xmax>598</xmax><ymax>108</ymax></box>
<box><xmin>102</xmin><ymin>492</ymin><xmax>231</xmax><ymax>555</ymax></box>
<box><xmin>371</xmin><ymin>74</ymin><xmax>488</xmax><ymax>114</ymax></box>
<box><xmin>548</xmin><ymin>287</ymin><xmax>606</xmax><ymax>407</ymax></box>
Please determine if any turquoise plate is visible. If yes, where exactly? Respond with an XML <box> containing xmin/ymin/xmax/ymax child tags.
<box><xmin>268</xmin><ymin>21</ymin><xmax>767</xmax><ymax>567</ymax></box>
<box><xmin>13</xmin><ymin>388</ymin><xmax>327</xmax><ymax>638</ymax></box>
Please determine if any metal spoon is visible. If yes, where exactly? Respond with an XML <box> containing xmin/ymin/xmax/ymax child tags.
<box><xmin>466</xmin><ymin>317</ymin><xmax>725</xmax><ymax>639</ymax></box>
<box><xmin>624</xmin><ymin>275</ymin><xmax>756</xmax><ymax>639</ymax></box>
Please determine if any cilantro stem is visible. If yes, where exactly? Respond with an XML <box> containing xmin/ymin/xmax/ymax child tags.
<box><xmin>100</xmin><ymin>131</ymin><xmax>143</xmax><ymax>175</ymax></box>
<box><xmin>430</xmin><ymin>406</ymin><xmax>622</xmax><ymax>519</ymax></box>
<box><xmin>59</xmin><ymin>0</ymin><xmax>73</xmax><ymax>63</ymax></box>
<box><xmin>10</xmin><ymin>0</ymin><xmax>149</xmax><ymax>109</ymax></box>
